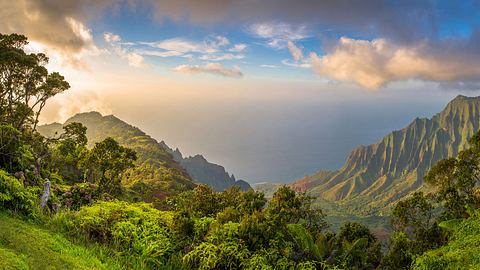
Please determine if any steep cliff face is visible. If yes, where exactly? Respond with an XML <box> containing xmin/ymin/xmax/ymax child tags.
<box><xmin>301</xmin><ymin>95</ymin><xmax>480</xmax><ymax>212</ymax></box>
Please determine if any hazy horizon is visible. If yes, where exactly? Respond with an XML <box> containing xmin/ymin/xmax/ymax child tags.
<box><xmin>42</xmin><ymin>85</ymin><xmax>476</xmax><ymax>183</ymax></box>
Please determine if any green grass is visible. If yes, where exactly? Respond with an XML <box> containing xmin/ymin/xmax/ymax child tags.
<box><xmin>0</xmin><ymin>247</ymin><xmax>29</xmax><ymax>270</ymax></box>
<box><xmin>0</xmin><ymin>212</ymin><xmax>123</xmax><ymax>270</ymax></box>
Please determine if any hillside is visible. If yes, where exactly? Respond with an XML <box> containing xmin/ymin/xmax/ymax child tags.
<box><xmin>0</xmin><ymin>212</ymin><xmax>122</xmax><ymax>270</ymax></box>
<box><xmin>296</xmin><ymin>95</ymin><xmax>480</xmax><ymax>214</ymax></box>
<box><xmin>38</xmin><ymin>112</ymin><xmax>250</xmax><ymax>193</ymax></box>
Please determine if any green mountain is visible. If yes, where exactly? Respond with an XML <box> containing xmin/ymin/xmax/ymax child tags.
<box><xmin>295</xmin><ymin>95</ymin><xmax>480</xmax><ymax>214</ymax></box>
<box><xmin>164</xmin><ymin>146</ymin><xmax>251</xmax><ymax>191</ymax></box>
<box><xmin>38</xmin><ymin>112</ymin><xmax>250</xmax><ymax>196</ymax></box>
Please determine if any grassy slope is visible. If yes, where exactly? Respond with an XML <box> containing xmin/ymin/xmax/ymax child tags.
<box><xmin>0</xmin><ymin>212</ymin><xmax>122</xmax><ymax>270</ymax></box>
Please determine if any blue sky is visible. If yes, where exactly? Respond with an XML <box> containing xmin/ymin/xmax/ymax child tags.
<box><xmin>2</xmin><ymin>0</ymin><xmax>480</xmax><ymax>182</ymax></box>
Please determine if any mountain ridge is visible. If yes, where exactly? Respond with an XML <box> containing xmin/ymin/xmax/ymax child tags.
<box><xmin>295</xmin><ymin>95</ymin><xmax>480</xmax><ymax>214</ymax></box>
<box><xmin>38</xmin><ymin>112</ymin><xmax>250</xmax><ymax>192</ymax></box>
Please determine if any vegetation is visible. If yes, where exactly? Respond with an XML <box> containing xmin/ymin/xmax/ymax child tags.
<box><xmin>2</xmin><ymin>32</ymin><xmax>480</xmax><ymax>269</ymax></box>
<box><xmin>38</xmin><ymin>112</ymin><xmax>196</xmax><ymax>206</ymax></box>
<box><xmin>413</xmin><ymin>210</ymin><xmax>480</xmax><ymax>269</ymax></box>
<box><xmin>0</xmin><ymin>212</ymin><xmax>123</xmax><ymax>270</ymax></box>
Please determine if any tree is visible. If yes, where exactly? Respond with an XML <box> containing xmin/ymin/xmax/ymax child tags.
<box><xmin>425</xmin><ymin>131</ymin><xmax>480</xmax><ymax>219</ymax></box>
<box><xmin>391</xmin><ymin>192</ymin><xmax>436</xmax><ymax>240</ymax></box>
<box><xmin>381</xmin><ymin>232</ymin><xmax>413</xmax><ymax>270</ymax></box>
<box><xmin>335</xmin><ymin>222</ymin><xmax>382</xmax><ymax>269</ymax></box>
<box><xmin>80</xmin><ymin>137</ymin><xmax>137</xmax><ymax>195</ymax></box>
<box><xmin>0</xmin><ymin>33</ymin><xmax>69</xmax><ymax>130</ymax></box>
<box><xmin>172</xmin><ymin>185</ymin><xmax>221</xmax><ymax>217</ymax></box>
<box><xmin>388</xmin><ymin>192</ymin><xmax>445</xmax><ymax>269</ymax></box>
<box><xmin>0</xmin><ymin>125</ymin><xmax>22</xmax><ymax>171</ymax></box>
<box><xmin>50</xmin><ymin>123</ymin><xmax>89</xmax><ymax>183</ymax></box>
<box><xmin>266</xmin><ymin>186</ymin><xmax>327</xmax><ymax>233</ymax></box>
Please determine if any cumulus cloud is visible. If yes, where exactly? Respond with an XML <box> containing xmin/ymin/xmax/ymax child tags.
<box><xmin>0</xmin><ymin>0</ymin><xmax>115</xmax><ymax>66</ymax></box>
<box><xmin>309</xmin><ymin>37</ymin><xmax>480</xmax><ymax>90</ymax></box>
<box><xmin>175</xmin><ymin>63</ymin><xmax>243</xmax><ymax>78</ymax></box>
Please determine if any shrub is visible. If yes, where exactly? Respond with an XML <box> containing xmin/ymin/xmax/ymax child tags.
<box><xmin>194</xmin><ymin>217</ymin><xmax>215</xmax><ymax>242</ymax></box>
<box><xmin>54</xmin><ymin>183</ymin><xmax>101</xmax><ymax>210</ymax></box>
<box><xmin>70</xmin><ymin>201</ymin><xmax>175</xmax><ymax>268</ymax></box>
<box><xmin>182</xmin><ymin>241</ymin><xmax>250</xmax><ymax>270</ymax></box>
<box><xmin>0</xmin><ymin>169</ymin><xmax>37</xmax><ymax>215</ymax></box>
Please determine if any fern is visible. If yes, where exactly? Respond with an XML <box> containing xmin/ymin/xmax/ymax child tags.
<box><xmin>287</xmin><ymin>223</ymin><xmax>322</xmax><ymax>259</ymax></box>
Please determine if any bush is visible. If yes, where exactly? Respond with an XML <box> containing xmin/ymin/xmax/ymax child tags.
<box><xmin>182</xmin><ymin>241</ymin><xmax>250</xmax><ymax>270</ymax></box>
<box><xmin>68</xmin><ymin>201</ymin><xmax>175</xmax><ymax>268</ymax></box>
<box><xmin>53</xmin><ymin>183</ymin><xmax>101</xmax><ymax>210</ymax></box>
<box><xmin>413</xmin><ymin>212</ymin><xmax>480</xmax><ymax>269</ymax></box>
<box><xmin>0</xmin><ymin>169</ymin><xmax>37</xmax><ymax>215</ymax></box>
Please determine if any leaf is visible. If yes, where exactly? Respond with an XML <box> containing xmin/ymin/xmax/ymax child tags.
<box><xmin>438</xmin><ymin>219</ymin><xmax>463</xmax><ymax>231</ymax></box>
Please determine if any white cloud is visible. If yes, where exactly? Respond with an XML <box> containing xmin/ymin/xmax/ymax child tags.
<box><xmin>249</xmin><ymin>22</ymin><xmax>309</xmax><ymax>50</ymax></box>
<box><xmin>249</xmin><ymin>22</ymin><xmax>309</xmax><ymax>40</ymax></box>
<box><xmin>206</xmin><ymin>35</ymin><xmax>230</xmax><ymax>48</ymax></box>
<box><xmin>281</xmin><ymin>59</ymin><xmax>311</xmax><ymax>68</ymax></box>
<box><xmin>260</xmin><ymin>64</ymin><xmax>279</xmax><ymax>68</ymax></box>
<box><xmin>199</xmin><ymin>53</ymin><xmax>245</xmax><ymax>61</ymax></box>
<box><xmin>267</xmin><ymin>38</ymin><xmax>285</xmax><ymax>49</ymax></box>
<box><xmin>147</xmin><ymin>38</ymin><xmax>204</xmax><ymax>53</ymax></box>
<box><xmin>309</xmin><ymin>37</ymin><xmax>480</xmax><ymax>90</ymax></box>
<box><xmin>103</xmin><ymin>32</ymin><xmax>145</xmax><ymax>68</ymax></box>
<box><xmin>175</xmin><ymin>63</ymin><xmax>243</xmax><ymax>78</ymax></box>
<box><xmin>287</xmin><ymin>40</ymin><xmax>303</xmax><ymax>61</ymax></box>
<box><xmin>134</xmin><ymin>35</ymin><xmax>248</xmax><ymax>64</ymax></box>
<box><xmin>126</xmin><ymin>53</ymin><xmax>145</xmax><ymax>68</ymax></box>
<box><xmin>144</xmin><ymin>35</ymin><xmax>231</xmax><ymax>55</ymax></box>
<box><xmin>103</xmin><ymin>32</ymin><xmax>121</xmax><ymax>43</ymax></box>
<box><xmin>135</xmin><ymin>49</ymin><xmax>184</xmax><ymax>57</ymax></box>
<box><xmin>229</xmin><ymin>43</ymin><xmax>247</xmax><ymax>52</ymax></box>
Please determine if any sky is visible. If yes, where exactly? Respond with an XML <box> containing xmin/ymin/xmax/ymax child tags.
<box><xmin>2</xmin><ymin>0</ymin><xmax>480</xmax><ymax>182</ymax></box>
